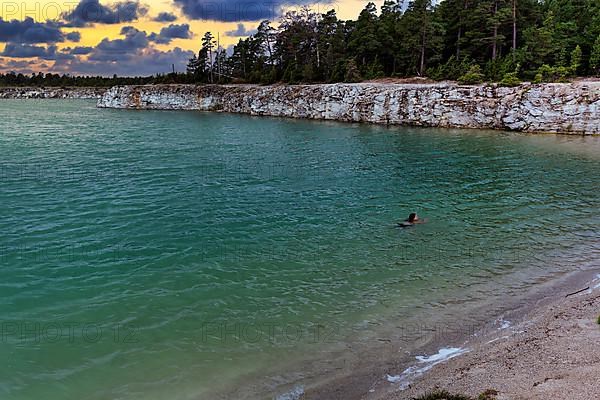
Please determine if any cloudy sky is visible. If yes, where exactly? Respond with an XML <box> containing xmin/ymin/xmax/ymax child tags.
<box><xmin>0</xmin><ymin>0</ymin><xmax>377</xmax><ymax>76</ymax></box>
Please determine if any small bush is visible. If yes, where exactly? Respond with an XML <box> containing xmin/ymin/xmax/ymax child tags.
<box><xmin>458</xmin><ymin>65</ymin><xmax>485</xmax><ymax>85</ymax></box>
<box><xmin>533</xmin><ymin>64</ymin><xmax>572</xmax><ymax>83</ymax></box>
<box><xmin>364</xmin><ymin>61</ymin><xmax>385</xmax><ymax>80</ymax></box>
<box><xmin>499</xmin><ymin>72</ymin><xmax>522</xmax><ymax>87</ymax></box>
<box><xmin>413</xmin><ymin>389</ymin><xmax>498</xmax><ymax>400</ymax></box>
<box><xmin>478</xmin><ymin>389</ymin><xmax>498</xmax><ymax>400</ymax></box>
<box><xmin>597</xmin><ymin>315</ymin><xmax>600</xmax><ymax>325</ymax></box>
<box><xmin>427</xmin><ymin>56</ymin><xmax>475</xmax><ymax>81</ymax></box>
<box><xmin>344</xmin><ymin>59</ymin><xmax>362</xmax><ymax>83</ymax></box>
<box><xmin>413</xmin><ymin>390</ymin><xmax>472</xmax><ymax>400</ymax></box>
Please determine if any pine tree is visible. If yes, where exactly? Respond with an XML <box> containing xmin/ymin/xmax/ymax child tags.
<box><xmin>590</xmin><ymin>35</ymin><xmax>600</xmax><ymax>75</ymax></box>
<box><xmin>378</xmin><ymin>0</ymin><xmax>402</xmax><ymax>74</ymax></box>
<box><xmin>347</xmin><ymin>3</ymin><xmax>382</xmax><ymax>71</ymax></box>
<box><xmin>201</xmin><ymin>32</ymin><xmax>216</xmax><ymax>83</ymax></box>
<box><xmin>318</xmin><ymin>10</ymin><xmax>346</xmax><ymax>81</ymax></box>
<box><xmin>570</xmin><ymin>44</ymin><xmax>582</xmax><ymax>74</ymax></box>
<box><xmin>400</xmin><ymin>0</ymin><xmax>444</xmax><ymax>75</ymax></box>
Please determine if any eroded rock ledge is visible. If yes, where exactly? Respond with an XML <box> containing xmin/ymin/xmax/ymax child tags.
<box><xmin>97</xmin><ymin>82</ymin><xmax>600</xmax><ymax>134</ymax></box>
<box><xmin>0</xmin><ymin>87</ymin><xmax>105</xmax><ymax>99</ymax></box>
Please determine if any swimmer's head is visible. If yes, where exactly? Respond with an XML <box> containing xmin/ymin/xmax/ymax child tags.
<box><xmin>408</xmin><ymin>213</ymin><xmax>418</xmax><ymax>222</ymax></box>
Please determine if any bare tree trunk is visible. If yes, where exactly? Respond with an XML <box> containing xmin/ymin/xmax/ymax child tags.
<box><xmin>266</xmin><ymin>35</ymin><xmax>273</xmax><ymax>65</ymax></box>
<box><xmin>456</xmin><ymin>25</ymin><xmax>462</xmax><ymax>60</ymax></box>
<box><xmin>217</xmin><ymin>33</ymin><xmax>221</xmax><ymax>83</ymax></box>
<box><xmin>492</xmin><ymin>0</ymin><xmax>498</xmax><ymax>60</ymax></box>
<box><xmin>242</xmin><ymin>52</ymin><xmax>246</xmax><ymax>79</ymax></box>
<box><xmin>457</xmin><ymin>0</ymin><xmax>469</xmax><ymax>60</ymax></box>
<box><xmin>209</xmin><ymin>49</ymin><xmax>212</xmax><ymax>83</ymax></box>
<box><xmin>316</xmin><ymin>43</ymin><xmax>320</xmax><ymax>69</ymax></box>
<box><xmin>420</xmin><ymin>29</ymin><xmax>426</xmax><ymax>75</ymax></box>
<box><xmin>512</xmin><ymin>0</ymin><xmax>517</xmax><ymax>61</ymax></box>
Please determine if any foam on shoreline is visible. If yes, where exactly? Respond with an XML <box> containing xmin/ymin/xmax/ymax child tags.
<box><xmin>386</xmin><ymin>347</ymin><xmax>470</xmax><ymax>390</ymax></box>
<box><xmin>375</xmin><ymin>269</ymin><xmax>600</xmax><ymax>399</ymax></box>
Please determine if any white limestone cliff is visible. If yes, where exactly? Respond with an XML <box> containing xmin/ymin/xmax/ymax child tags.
<box><xmin>97</xmin><ymin>82</ymin><xmax>600</xmax><ymax>134</ymax></box>
<box><xmin>0</xmin><ymin>87</ymin><xmax>105</xmax><ymax>99</ymax></box>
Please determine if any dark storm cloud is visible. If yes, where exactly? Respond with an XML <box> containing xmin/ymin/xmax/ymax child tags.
<box><xmin>65</xmin><ymin>32</ymin><xmax>82</xmax><ymax>42</ymax></box>
<box><xmin>52</xmin><ymin>46</ymin><xmax>194</xmax><ymax>76</ymax></box>
<box><xmin>173</xmin><ymin>0</ymin><xmax>333</xmax><ymax>21</ymax></box>
<box><xmin>65</xmin><ymin>27</ymin><xmax>194</xmax><ymax>75</ymax></box>
<box><xmin>148</xmin><ymin>24</ymin><xmax>192</xmax><ymax>44</ymax></box>
<box><xmin>69</xmin><ymin>46</ymin><xmax>94</xmax><ymax>55</ymax></box>
<box><xmin>0</xmin><ymin>17</ymin><xmax>65</xmax><ymax>44</ymax></box>
<box><xmin>88</xmin><ymin>27</ymin><xmax>149</xmax><ymax>61</ymax></box>
<box><xmin>172</xmin><ymin>0</ymin><xmax>287</xmax><ymax>21</ymax></box>
<box><xmin>0</xmin><ymin>59</ymin><xmax>36</xmax><ymax>73</ymax></box>
<box><xmin>119</xmin><ymin>25</ymin><xmax>138</xmax><ymax>35</ymax></box>
<box><xmin>83</xmin><ymin>25</ymin><xmax>192</xmax><ymax>63</ymax></box>
<box><xmin>1</xmin><ymin>43</ymin><xmax>74</xmax><ymax>60</ymax></box>
<box><xmin>1</xmin><ymin>43</ymin><xmax>49</xmax><ymax>58</ymax></box>
<box><xmin>153</xmin><ymin>12</ymin><xmax>178</xmax><ymax>22</ymax></box>
<box><xmin>62</xmin><ymin>0</ymin><xmax>148</xmax><ymax>27</ymax></box>
<box><xmin>225</xmin><ymin>23</ymin><xmax>257</xmax><ymax>37</ymax></box>
<box><xmin>1</xmin><ymin>19</ymin><xmax>194</xmax><ymax>77</ymax></box>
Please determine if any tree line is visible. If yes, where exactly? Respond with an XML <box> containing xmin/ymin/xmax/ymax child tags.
<box><xmin>3</xmin><ymin>0</ymin><xmax>600</xmax><ymax>87</ymax></box>
<box><xmin>0</xmin><ymin>72</ymin><xmax>189</xmax><ymax>88</ymax></box>
<box><xmin>187</xmin><ymin>0</ymin><xmax>600</xmax><ymax>85</ymax></box>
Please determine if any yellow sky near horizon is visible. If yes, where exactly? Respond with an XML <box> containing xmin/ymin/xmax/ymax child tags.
<box><xmin>0</xmin><ymin>0</ymin><xmax>378</xmax><ymax>74</ymax></box>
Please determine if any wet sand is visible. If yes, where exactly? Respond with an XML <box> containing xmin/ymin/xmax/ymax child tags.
<box><xmin>301</xmin><ymin>269</ymin><xmax>600</xmax><ymax>400</ymax></box>
<box><xmin>379</xmin><ymin>277</ymin><xmax>600</xmax><ymax>400</ymax></box>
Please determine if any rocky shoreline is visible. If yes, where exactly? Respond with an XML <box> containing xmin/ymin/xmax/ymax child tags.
<box><xmin>97</xmin><ymin>82</ymin><xmax>600</xmax><ymax>134</ymax></box>
<box><xmin>0</xmin><ymin>87</ymin><xmax>105</xmax><ymax>99</ymax></box>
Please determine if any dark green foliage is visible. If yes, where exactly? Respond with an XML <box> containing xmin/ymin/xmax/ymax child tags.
<box><xmin>458</xmin><ymin>65</ymin><xmax>485</xmax><ymax>84</ymax></box>
<box><xmin>590</xmin><ymin>35</ymin><xmax>600</xmax><ymax>75</ymax></box>
<box><xmin>533</xmin><ymin>64</ymin><xmax>572</xmax><ymax>83</ymax></box>
<box><xmin>499</xmin><ymin>72</ymin><xmax>522</xmax><ymax>86</ymax></box>
<box><xmin>427</xmin><ymin>56</ymin><xmax>475</xmax><ymax>81</ymax></box>
<box><xmin>412</xmin><ymin>390</ymin><xmax>472</xmax><ymax>400</ymax></box>
<box><xmin>570</xmin><ymin>45</ymin><xmax>582</xmax><ymax>74</ymax></box>
<box><xmin>0</xmin><ymin>72</ymin><xmax>193</xmax><ymax>87</ymax></box>
<box><xmin>412</xmin><ymin>389</ymin><xmax>498</xmax><ymax>400</ymax></box>
<box><xmin>478</xmin><ymin>389</ymin><xmax>499</xmax><ymax>400</ymax></box>
<box><xmin>344</xmin><ymin>59</ymin><xmax>362</xmax><ymax>82</ymax></box>
<box><xmin>189</xmin><ymin>0</ymin><xmax>598</xmax><ymax>84</ymax></box>
<box><xmin>5</xmin><ymin>1</ymin><xmax>600</xmax><ymax>86</ymax></box>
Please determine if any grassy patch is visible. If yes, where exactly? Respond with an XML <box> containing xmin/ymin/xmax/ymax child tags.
<box><xmin>413</xmin><ymin>391</ymin><xmax>471</xmax><ymax>400</ymax></box>
<box><xmin>478</xmin><ymin>389</ymin><xmax>499</xmax><ymax>400</ymax></box>
<box><xmin>413</xmin><ymin>389</ymin><xmax>498</xmax><ymax>400</ymax></box>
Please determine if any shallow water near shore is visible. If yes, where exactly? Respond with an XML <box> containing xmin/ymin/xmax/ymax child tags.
<box><xmin>1</xmin><ymin>100</ymin><xmax>599</xmax><ymax>399</ymax></box>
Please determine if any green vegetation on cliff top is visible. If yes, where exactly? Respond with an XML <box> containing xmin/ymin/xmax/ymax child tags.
<box><xmin>3</xmin><ymin>1</ymin><xmax>600</xmax><ymax>87</ymax></box>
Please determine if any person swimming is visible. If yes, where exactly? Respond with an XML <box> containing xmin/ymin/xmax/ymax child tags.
<box><xmin>398</xmin><ymin>213</ymin><xmax>425</xmax><ymax>227</ymax></box>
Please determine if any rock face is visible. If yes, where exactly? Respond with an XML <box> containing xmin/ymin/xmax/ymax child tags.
<box><xmin>0</xmin><ymin>87</ymin><xmax>105</xmax><ymax>99</ymax></box>
<box><xmin>97</xmin><ymin>82</ymin><xmax>600</xmax><ymax>134</ymax></box>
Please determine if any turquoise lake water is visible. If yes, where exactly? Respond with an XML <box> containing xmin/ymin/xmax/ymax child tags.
<box><xmin>1</xmin><ymin>100</ymin><xmax>599</xmax><ymax>399</ymax></box>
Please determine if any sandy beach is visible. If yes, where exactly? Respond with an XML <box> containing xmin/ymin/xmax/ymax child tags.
<box><xmin>370</xmin><ymin>271</ymin><xmax>600</xmax><ymax>400</ymax></box>
<box><xmin>296</xmin><ymin>269</ymin><xmax>600</xmax><ymax>400</ymax></box>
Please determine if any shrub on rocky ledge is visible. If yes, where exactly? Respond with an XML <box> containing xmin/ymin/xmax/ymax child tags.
<box><xmin>458</xmin><ymin>65</ymin><xmax>485</xmax><ymax>85</ymax></box>
<box><xmin>499</xmin><ymin>72</ymin><xmax>522</xmax><ymax>87</ymax></box>
<box><xmin>413</xmin><ymin>391</ymin><xmax>471</xmax><ymax>400</ymax></box>
<box><xmin>413</xmin><ymin>389</ymin><xmax>498</xmax><ymax>400</ymax></box>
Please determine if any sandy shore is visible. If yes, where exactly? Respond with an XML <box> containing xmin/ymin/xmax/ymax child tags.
<box><xmin>367</xmin><ymin>272</ymin><xmax>600</xmax><ymax>400</ymax></box>
<box><xmin>294</xmin><ymin>270</ymin><xmax>600</xmax><ymax>400</ymax></box>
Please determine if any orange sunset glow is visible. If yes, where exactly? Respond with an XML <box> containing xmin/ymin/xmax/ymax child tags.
<box><xmin>0</xmin><ymin>0</ymin><xmax>377</xmax><ymax>75</ymax></box>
